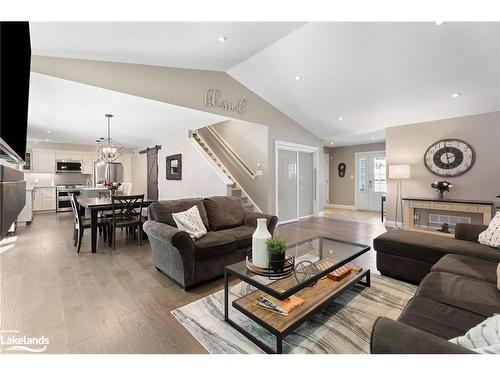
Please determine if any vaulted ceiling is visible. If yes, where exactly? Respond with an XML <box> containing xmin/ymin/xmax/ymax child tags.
<box><xmin>28</xmin><ymin>73</ymin><xmax>226</xmax><ymax>147</ymax></box>
<box><xmin>29</xmin><ymin>22</ymin><xmax>500</xmax><ymax>146</ymax></box>
<box><xmin>228</xmin><ymin>22</ymin><xmax>500</xmax><ymax>145</ymax></box>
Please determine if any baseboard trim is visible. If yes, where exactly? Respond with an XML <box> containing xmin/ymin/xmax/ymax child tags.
<box><xmin>328</xmin><ymin>204</ymin><xmax>356</xmax><ymax>210</ymax></box>
<box><xmin>385</xmin><ymin>220</ymin><xmax>403</xmax><ymax>229</ymax></box>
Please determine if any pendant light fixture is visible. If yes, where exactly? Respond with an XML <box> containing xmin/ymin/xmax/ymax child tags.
<box><xmin>96</xmin><ymin>114</ymin><xmax>122</xmax><ymax>162</ymax></box>
<box><xmin>95</xmin><ymin>138</ymin><xmax>106</xmax><ymax>166</ymax></box>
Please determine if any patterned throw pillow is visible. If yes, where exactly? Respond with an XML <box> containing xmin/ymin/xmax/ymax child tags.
<box><xmin>449</xmin><ymin>314</ymin><xmax>500</xmax><ymax>354</ymax></box>
<box><xmin>172</xmin><ymin>205</ymin><xmax>207</xmax><ymax>240</ymax></box>
<box><xmin>497</xmin><ymin>262</ymin><xmax>500</xmax><ymax>290</ymax></box>
<box><xmin>478</xmin><ymin>212</ymin><xmax>500</xmax><ymax>248</ymax></box>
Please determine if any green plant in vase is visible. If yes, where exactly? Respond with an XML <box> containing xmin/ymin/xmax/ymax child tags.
<box><xmin>266</xmin><ymin>237</ymin><xmax>287</xmax><ymax>270</ymax></box>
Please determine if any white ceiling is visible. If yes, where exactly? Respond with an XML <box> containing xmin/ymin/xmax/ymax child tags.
<box><xmin>29</xmin><ymin>22</ymin><xmax>303</xmax><ymax>71</ymax></box>
<box><xmin>28</xmin><ymin>22</ymin><xmax>500</xmax><ymax>147</ymax></box>
<box><xmin>28</xmin><ymin>73</ymin><xmax>226</xmax><ymax>147</ymax></box>
<box><xmin>228</xmin><ymin>22</ymin><xmax>500</xmax><ymax>146</ymax></box>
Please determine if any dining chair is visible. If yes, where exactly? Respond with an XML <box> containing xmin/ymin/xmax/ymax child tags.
<box><xmin>109</xmin><ymin>194</ymin><xmax>144</xmax><ymax>250</ymax></box>
<box><xmin>69</xmin><ymin>193</ymin><xmax>109</xmax><ymax>253</ymax></box>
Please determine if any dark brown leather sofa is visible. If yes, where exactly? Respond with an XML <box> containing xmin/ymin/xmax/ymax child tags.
<box><xmin>371</xmin><ymin>224</ymin><xmax>500</xmax><ymax>353</ymax></box>
<box><xmin>143</xmin><ymin>196</ymin><xmax>277</xmax><ymax>289</ymax></box>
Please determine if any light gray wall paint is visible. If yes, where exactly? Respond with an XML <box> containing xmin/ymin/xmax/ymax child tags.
<box><xmin>386</xmin><ymin>111</ymin><xmax>500</xmax><ymax>223</ymax></box>
<box><xmin>204</xmin><ymin>120</ymin><xmax>269</xmax><ymax>211</ymax></box>
<box><xmin>326</xmin><ymin>142</ymin><xmax>386</xmax><ymax>206</ymax></box>
<box><xmin>31</xmin><ymin>56</ymin><xmax>323</xmax><ymax>214</ymax></box>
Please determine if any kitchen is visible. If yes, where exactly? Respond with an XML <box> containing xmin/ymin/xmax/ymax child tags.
<box><xmin>17</xmin><ymin>141</ymin><xmax>133</xmax><ymax>225</ymax></box>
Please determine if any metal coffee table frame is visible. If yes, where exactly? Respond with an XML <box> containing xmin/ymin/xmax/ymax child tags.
<box><xmin>223</xmin><ymin>235</ymin><xmax>371</xmax><ymax>354</ymax></box>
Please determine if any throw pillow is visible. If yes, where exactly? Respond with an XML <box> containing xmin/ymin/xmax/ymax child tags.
<box><xmin>497</xmin><ymin>262</ymin><xmax>500</xmax><ymax>290</ymax></box>
<box><xmin>449</xmin><ymin>314</ymin><xmax>500</xmax><ymax>353</ymax></box>
<box><xmin>478</xmin><ymin>212</ymin><xmax>500</xmax><ymax>248</ymax></box>
<box><xmin>172</xmin><ymin>205</ymin><xmax>207</xmax><ymax>240</ymax></box>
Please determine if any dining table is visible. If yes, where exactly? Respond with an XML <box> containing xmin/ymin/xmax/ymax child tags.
<box><xmin>77</xmin><ymin>196</ymin><xmax>154</xmax><ymax>253</ymax></box>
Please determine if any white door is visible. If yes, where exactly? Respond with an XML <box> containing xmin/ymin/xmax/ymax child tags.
<box><xmin>356</xmin><ymin>151</ymin><xmax>386</xmax><ymax>211</ymax></box>
<box><xmin>298</xmin><ymin>151</ymin><xmax>314</xmax><ymax>218</ymax></box>
<box><xmin>277</xmin><ymin>149</ymin><xmax>298</xmax><ymax>223</ymax></box>
<box><xmin>276</xmin><ymin>142</ymin><xmax>318</xmax><ymax>224</ymax></box>
<box><xmin>323</xmin><ymin>154</ymin><xmax>329</xmax><ymax>208</ymax></box>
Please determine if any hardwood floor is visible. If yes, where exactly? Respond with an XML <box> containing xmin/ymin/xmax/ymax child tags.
<box><xmin>0</xmin><ymin>212</ymin><xmax>386</xmax><ymax>354</ymax></box>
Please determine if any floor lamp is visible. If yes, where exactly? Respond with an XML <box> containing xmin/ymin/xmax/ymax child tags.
<box><xmin>388</xmin><ymin>165</ymin><xmax>411</xmax><ymax>229</ymax></box>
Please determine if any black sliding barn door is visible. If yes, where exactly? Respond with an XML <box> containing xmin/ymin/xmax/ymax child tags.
<box><xmin>146</xmin><ymin>147</ymin><xmax>159</xmax><ymax>201</ymax></box>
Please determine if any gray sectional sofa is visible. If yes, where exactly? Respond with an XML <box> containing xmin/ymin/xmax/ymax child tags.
<box><xmin>143</xmin><ymin>196</ymin><xmax>277</xmax><ymax>289</ymax></box>
<box><xmin>371</xmin><ymin>224</ymin><xmax>500</xmax><ymax>353</ymax></box>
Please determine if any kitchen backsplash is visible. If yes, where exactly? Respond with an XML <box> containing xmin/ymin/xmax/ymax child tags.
<box><xmin>24</xmin><ymin>173</ymin><xmax>92</xmax><ymax>188</ymax></box>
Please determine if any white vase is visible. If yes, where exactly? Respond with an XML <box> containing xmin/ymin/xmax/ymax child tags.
<box><xmin>252</xmin><ymin>218</ymin><xmax>272</xmax><ymax>268</ymax></box>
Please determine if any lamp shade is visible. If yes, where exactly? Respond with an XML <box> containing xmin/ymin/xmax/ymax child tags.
<box><xmin>388</xmin><ymin>164</ymin><xmax>411</xmax><ymax>179</ymax></box>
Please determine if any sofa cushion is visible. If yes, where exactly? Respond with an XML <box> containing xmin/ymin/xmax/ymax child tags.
<box><xmin>416</xmin><ymin>271</ymin><xmax>500</xmax><ymax>317</ymax></box>
<box><xmin>203</xmin><ymin>196</ymin><xmax>245</xmax><ymax>231</ymax></box>
<box><xmin>374</xmin><ymin>230</ymin><xmax>500</xmax><ymax>264</ymax></box>
<box><xmin>398</xmin><ymin>296</ymin><xmax>486</xmax><ymax>340</ymax></box>
<box><xmin>432</xmin><ymin>254</ymin><xmax>499</xmax><ymax>284</ymax></box>
<box><xmin>148</xmin><ymin>198</ymin><xmax>209</xmax><ymax>229</ymax></box>
<box><xmin>193</xmin><ymin>231</ymin><xmax>237</xmax><ymax>260</ymax></box>
<box><xmin>216</xmin><ymin>225</ymin><xmax>255</xmax><ymax>249</ymax></box>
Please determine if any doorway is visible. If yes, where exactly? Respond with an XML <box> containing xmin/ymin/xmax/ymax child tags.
<box><xmin>355</xmin><ymin>151</ymin><xmax>386</xmax><ymax>211</ymax></box>
<box><xmin>275</xmin><ymin>141</ymin><xmax>319</xmax><ymax>224</ymax></box>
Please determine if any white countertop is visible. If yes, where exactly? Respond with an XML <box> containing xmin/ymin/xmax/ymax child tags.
<box><xmin>79</xmin><ymin>187</ymin><xmax>108</xmax><ymax>190</ymax></box>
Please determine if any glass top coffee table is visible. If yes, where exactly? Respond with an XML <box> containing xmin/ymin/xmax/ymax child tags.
<box><xmin>223</xmin><ymin>235</ymin><xmax>371</xmax><ymax>354</ymax></box>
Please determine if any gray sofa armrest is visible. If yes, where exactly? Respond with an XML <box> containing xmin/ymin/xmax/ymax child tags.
<box><xmin>143</xmin><ymin>220</ymin><xmax>195</xmax><ymax>288</ymax></box>
<box><xmin>244</xmin><ymin>212</ymin><xmax>278</xmax><ymax>235</ymax></box>
<box><xmin>455</xmin><ymin>223</ymin><xmax>488</xmax><ymax>242</ymax></box>
<box><xmin>370</xmin><ymin>317</ymin><xmax>475</xmax><ymax>354</ymax></box>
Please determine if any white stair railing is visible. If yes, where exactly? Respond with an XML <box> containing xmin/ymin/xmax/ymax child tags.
<box><xmin>206</xmin><ymin>125</ymin><xmax>257</xmax><ymax>180</ymax></box>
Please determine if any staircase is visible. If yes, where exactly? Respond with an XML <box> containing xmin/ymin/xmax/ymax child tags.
<box><xmin>191</xmin><ymin>131</ymin><xmax>257</xmax><ymax>212</ymax></box>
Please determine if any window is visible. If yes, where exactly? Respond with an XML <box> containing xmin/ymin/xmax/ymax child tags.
<box><xmin>373</xmin><ymin>157</ymin><xmax>387</xmax><ymax>192</ymax></box>
<box><xmin>359</xmin><ymin>158</ymin><xmax>366</xmax><ymax>192</ymax></box>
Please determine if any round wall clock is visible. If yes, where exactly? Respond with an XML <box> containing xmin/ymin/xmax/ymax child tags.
<box><xmin>424</xmin><ymin>138</ymin><xmax>475</xmax><ymax>177</ymax></box>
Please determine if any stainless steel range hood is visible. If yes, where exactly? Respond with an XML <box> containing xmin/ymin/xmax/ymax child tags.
<box><xmin>0</xmin><ymin>165</ymin><xmax>26</xmax><ymax>239</ymax></box>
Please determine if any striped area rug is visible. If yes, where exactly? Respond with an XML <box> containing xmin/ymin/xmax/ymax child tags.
<box><xmin>171</xmin><ymin>274</ymin><xmax>416</xmax><ymax>354</ymax></box>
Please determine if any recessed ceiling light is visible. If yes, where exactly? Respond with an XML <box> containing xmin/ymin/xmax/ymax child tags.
<box><xmin>338</xmin><ymin>116</ymin><xmax>343</xmax><ymax>121</ymax></box>
<box><xmin>218</xmin><ymin>36</ymin><xmax>227</xmax><ymax>42</ymax></box>
<box><xmin>45</xmin><ymin>138</ymin><xmax>50</xmax><ymax>142</ymax></box>
<box><xmin>295</xmin><ymin>75</ymin><xmax>301</xmax><ymax>81</ymax></box>
<box><xmin>452</xmin><ymin>92</ymin><xmax>461</xmax><ymax>98</ymax></box>
<box><xmin>47</xmin><ymin>130</ymin><xmax>51</xmax><ymax>134</ymax></box>
<box><xmin>435</xmin><ymin>21</ymin><xmax>444</xmax><ymax>26</ymax></box>
<box><xmin>330</xmin><ymin>142</ymin><xmax>334</xmax><ymax>145</ymax></box>
<box><xmin>371</xmin><ymin>137</ymin><xmax>375</xmax><ymax>140</ymax></box>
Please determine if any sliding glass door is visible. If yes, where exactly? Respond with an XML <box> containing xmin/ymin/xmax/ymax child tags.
<box><xmin>298</xmin><ymin>151</ymin><xmax>314</xmax><ymax>218</ymax></box>
<box><xmin>277</xmin><ymin>149</ymin><xmax>298</xmax><ymax>223</ymax></box>
<box><xmin>276</xmin><ymin>142</ymin><xmax>318</xmax><ymax>224</ymax></box>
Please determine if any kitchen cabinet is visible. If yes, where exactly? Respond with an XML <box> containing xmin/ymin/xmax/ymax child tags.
<box><xmin>81</xmin><ymin>152</ymin><xmax>95</xmax><ymax>175</ymax></box>
<box><xmin>55</xmin><ymin>151</ymin><xmax>82</xmax><ymax>161</ymax></box>
<box><xmin>18</xmin><ymin>190</ymin><xmax>33</xmax><ymax>222</ymax></box>
<box><xmin>32</xmin><ymin>150</ymin><xmax>56</xmax><ymax>173</ymax></box>
<box><xmin>33</xmin><ymin>187</ymin><xmax>56</xmax><ymax>211</ymax></box>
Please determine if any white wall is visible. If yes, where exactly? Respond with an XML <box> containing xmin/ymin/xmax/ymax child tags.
<box><xmin>132</xmin><ymin>132</ymin><xmax>228</xmax><ymax>201</ymax></box>
<box><xmin>131</xmin><ymin>151</ymin><xmax>147</xmax><ymax>195</ymax></box>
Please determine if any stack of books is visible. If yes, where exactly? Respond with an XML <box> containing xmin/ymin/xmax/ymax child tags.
<box><xmin>254</xmin><ymin>294</ymin><xmax>305</xmax><ymax>316</ymax></box>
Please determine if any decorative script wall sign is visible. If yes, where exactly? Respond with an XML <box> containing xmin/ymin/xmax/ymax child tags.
<box><xmin>204</xmin><ymin>89</ymin><xmax>248</xmax><ymax>115</ymax></box>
